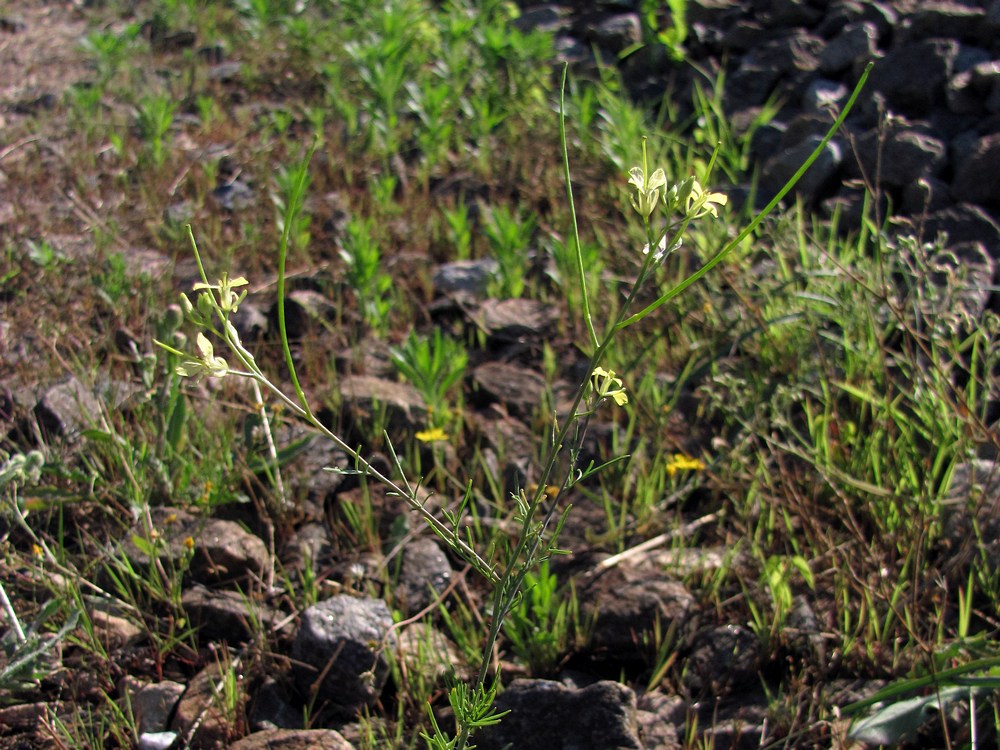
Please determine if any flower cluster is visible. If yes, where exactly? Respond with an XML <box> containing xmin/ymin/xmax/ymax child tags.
<box><xmin>591</xmin><ymin>366</ymin><xmax>628</xmax><ymax>407</ymax></box>
<box><xmin>627</xmin><ymin>139</ymin><xmax>727</xmax><ymax>267</ymax></box>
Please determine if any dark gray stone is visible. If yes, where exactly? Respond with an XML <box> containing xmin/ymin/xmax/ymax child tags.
<box><xmin>761</xmin><ymin>134</ymin><xmax>843</xmax><ymax>204</ymax></box>
<box><xmin>433</xmin><ymin>259</ymin><xmax>498</xmax><ymax>298</ymax></box>
<box><xmin>587</xmin><ymin>13</ymin><xmax>642</xmax><ymax>54</ymax></box>
<box><xmin>475</xmin><ymin>679</ymin><xmax>642</xmax><ymax>750</ymax></box>
<box><xmin>122</xmin><ymin>507</ymin><xmax>269</xmax><ymax>588</ymax></box>
<box><xmin>803</xmin><ymin>78</ymin><xmax>849</xmax><ymax>113</ymax></box>
<box><xmin>819</xmin><ymin>22</ymin><xmax>879</xmax><ymax>74</ymax></box>
<box><xmin>396</xmin><ymin>537</ymin><xmax>452</xmax><ymax>616</ymax></box>
<box><xmin>182</xmin><ymin>584</ymin><xmax>280</xmax><ymax>643</ymax></box>
<box><xmin>953</xmin><ymin>133</ymin><xmax>1000</xmax><ymax>209</ymax></box>
<box><xmin>683</xmin><ymin>624</ymin><xmax>762</xmax><ymax>695</ymax></box>
<box><xmin>869</xmin><ymin>39</ymin><xmax>959</xmax><ymax>115</ymax></box>
<box><xmin>921</xmin><ymin>204</ymin><xmax>1000</xmax><ymax>254</ymax></box>
<box><xmin>899</xmin><ymin>2</ymin><xmax>990</xmax><ymax>46</ymax></box>
<box><xmin>848</xmin><ymin>128</ymin><xmax>947</xmax><ymax>187</ymax></box>
<box><xmin>339</xmin><ymin>375</ymin><xmax>427</xmax><ymax>426</ymax></box>
<box><xmin>291</xmin><ymin>595</ymin><xmax>395</xmax><ymax>716</ymax></box>
<box><xmin>582</xmin><ymin>563</ymin><xmax>695</xmax><ymax>664</ymax></box>
<box><xmin>471</xmin><ymin>361</ymin><xmax>546</xmax><ymax>419</ymax></box>
<box><xmin>949</xmin><ymin>60</ymin><xmax>1000</xmax><ymax>115</ymax></box>
<box><xmin>211</xmin><ymin>178</ymin><xmax>255</xmax><ymax>211</ymax></box>
<box><xmin>34</xmin><ymin>378</ymin><xmax>101</xmax><ymax>439</ymax></box>
<box><xmin>475</xmin><ymin>297</ymin><xmax>559</xmax><ymax>340</ymax></box>
<box><xmin>248</xmin><ymin>678</ymin><xmax>303</xmax><ymax>731</ymax></box>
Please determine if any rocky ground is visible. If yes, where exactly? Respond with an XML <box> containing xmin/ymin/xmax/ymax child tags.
<box><xmin>1</xmin><ymin>1</ymin><xmax>999</xmax><ymax>749</ymax></box>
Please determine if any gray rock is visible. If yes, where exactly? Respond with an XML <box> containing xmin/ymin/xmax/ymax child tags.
<box><xmin>475</xmin><ymin>297</ymin><xmax>559</xmax><ymax>341</ymax></box>
<box><xmin>587</xmin><ymin>13</ymin><xmax>642</xmax><ymax>54</ymax></box>
<box><xmin>396</xmin><ymin>537</ymin><xmax>452</xmax><ymax>615</ymax></box>
<box><xmin>182</xmin><ymin>584</ymin><xmax>280</xmax><ymax>643</ymax></box>
<box><xmin>942</xmin><ymin>460</ymin><xmax>1000</xmax><ymax>574</ymax></box>
<box><xmin>228</xmin><ymin>729</ymin><xmax>356</xmax><ymax>750</ymax></box>
<box><xmin>170</xmin><ymin>661</ymin><xmax>240</xmax><ymax>750</ymax></box>
<box><xmin>471</xmin><ymin>361</ymin><xmax>546</xmax><ymax>419</ymax></box>
<box><xmin>475</xmin><ymin>679</ymin><xmax>642</xmax><ymax>750</ymax></box>
<box><xmin>848</xmin><ymin>129</ymin><xmax>947</xmax><ymax>187</ymax></box>
<box><xmin>819</xmin><ymin>22</ymin><xmax>879</xmax><ymax>74</ymax></box>
<box><xmin>211</xmin><ymin>178</ymin><xmax>254</xmax><ymax>211</ymax></box>
<box><xmin>921</xmin><ymin>204</ymin><xmax>1000</xmax><ymax>255</ymax></box>
<box><xmin>582</xmin><ymin>563</ymin><xmax>695</xmax><ymax>664</ymax></box>
<box><xmin>394</xmin><ymin>622</ymin><xmax>467</xmax><ymax>682</ymax></box>
<box><xmin>512</xmin><ymin>5</ymin><xmax>572</xmax><ymax>35</ymax></box>
<box><xmin>291</xmin><ymin>595</ymin><xmax>395</xmax><ymax>716</ymax></box>
<box><xmin>899</xmin><ymin>2</ymin><xmax>990</xmax><ymax>46</ymax></box>
<box><xmin>949</xmin><ymin>60</ymin><xmax>1000</xmax><ymax>115</ymax></box>
<box><xmin>869</xmin><ymin>39</ymin><xmax>959</xmax><ymax>115</ymax></box>
<box><xmin>636</xmin><ymin>691</ymin><xmax>685</xmax><ymax>749</ymax></box>
<box><xmin>760</xmin><ymin>134</ymin><xmax>843</xmax><ymax>204</ymax></box>
<box><xmin>683</xmin><ymin>624</ymin><xmax>762</xmax><ymax>695</ymax></box>
<box><xmin>952</xmin><ymin>133</ymin><xmax>1000</xmax><ymax>209</ymax></box>
<box><xmin>433</xmin><ymin>259</ymin><xmax>498</xmax><ymax>298</ymax></box>
<box><xmin>803</xmin><ymin>78</ymin><xmax>849</xmax><ymax>113</ymax></box>
<box><xmin>339</xmin><ymin>374</ymin><xmax>427</xmax><ymax>426</ymax></box>
<box><xmin>34</xmin><ymin>377</ymin><xmax>101</xmax><ymax>439</ymax></box>
<box><xmin>248</xmin><ymin>678</ymin><xmax>302</xmax><ymax>731</ymax></box>
<box><xmin>122</xmin><ymin>506</ymin><xmax>269</xmax><ymax>588</ymax></box>
<box><xmin>130</xmin><ymin>680</ymin><xmax>186</xmax><ymax>735</ymax></box>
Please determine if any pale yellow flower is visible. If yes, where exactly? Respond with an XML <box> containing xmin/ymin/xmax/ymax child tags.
<box><xmin>175</xmin><ymin>332</ymin><xmax>229</xmax><ymax>379</ymax></box>
<box><xmin>415</xmin><ymin>427</ymin><xmax>449</xmax><ymax>443</ymax></box>
<box><xmin>591</xmin><ymin>366</ymin><xmax>628</xmax><ymax>406</ymax></box>
<box><xmin>628</xmin><ymin>165</ymin><xmax>667</xmax><ymax>218</ymax></box>
<box><xmin>193</xmin><ymin>272</ymin><xmax>249</xmax><ymax>313</ymax></box>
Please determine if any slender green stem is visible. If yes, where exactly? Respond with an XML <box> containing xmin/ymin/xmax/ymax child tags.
<box><xmin>560</xmin><ymin>64</ymin><xmax>598</xmax><ymax>350</ymax></box>
<box><xmin>276</xmin><ymin>141</ymin><xmax>318</xmax><ymax>414</ymax></box>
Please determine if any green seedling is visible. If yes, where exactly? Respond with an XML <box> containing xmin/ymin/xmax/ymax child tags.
<box><xmin>390</xmin><ymin>329</ymin><xmax>468</xmax><ymax>421</ymax></box>
<box><xmin>482</xmin><ymin>202</ymin><xmax>537</xmax><ymax>298</ymax></box>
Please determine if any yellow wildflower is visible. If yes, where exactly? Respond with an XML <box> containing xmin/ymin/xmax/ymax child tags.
<box><xmin>591</xmin><ymin>366</ymin><xmax>628</xmax><ymax>406</ymax></box>
<box><xmin>415</xmin><ymin>427</ymin><xmax>449</xmax><ymax>443</ymax></box>
<box><xmin>666</xmin><ymin>453</ymin><xmax>706</xmax><ymax>477</ymax></box>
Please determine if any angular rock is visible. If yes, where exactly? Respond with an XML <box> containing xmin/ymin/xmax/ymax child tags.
<box><xmin>396</xmin><ymin>537</ymin><xmax>452</xmax><ymax>616</ymax></box>
<box><xmin>586</xmin><ymin>13</ymin><xmax>642</xmax><ymax>54</ymax></box>
<box><xmin>847</xmin><ymin>128</ymin><xmax>947</xmax><ymax>187</ymax></box>
<box><xmin>803</xmin><ymin>78</ymin><xmax>849</xmax><ymax>113</ymax></box>
<box><xmin>291</xmin><ymin>595</ymin><xmax>395</xmax><ymax>716</ymax></box>
<box><xmin>682</xmin><ymin>624</ymin><xmax>762</xmax><ymax>695</ymax></box>
<box><xmin>920</xmin><ymin>204</ymin><xmax>1000</xmax><ymax>254</ymax></box>
<box><xmin>819</xmin><ymin>21</ymin><xmax>879</xmax><ymax>74</ymax></box>
<box><xmin>581</xmin><ymin>563</ymin><xmax>695</xmax><ymax>665</ymax></box>
<box><xmin>760</xmin><ymin>134</ymin><xmax>843</xmax><ymax>204</ymax></box>
<box><xmin>952</xmin><ymin>133</ymin><xmax>1000</xmax><ymax>209</ymax></box>
<box><xmin>34</xmin><ymin>377</ymin><xmax>101</xmax><ymax>439</ymax></box>
<box><xmin>948</xmin><ymin>60</ymin><xmax>1000</xmax><ymax>115</ymax></box>
<box><xmin>942</xmin><ymin>460</ymin><xmax>1000</xmax><ymax>572</ymax></box>
<box><xmin>170</xmin><ymin>661</ymin><xmax>242</xmax><ymax>750</ymax></box>
<box><xmin>868</xmin><ymin>39</ymin><xmax>958</xmax><ymax>115</ymax></box>
<box><xmin>471</xmin><ymin>361</ymin><xmax>546</xmax><ymax>419</ymax></box>
<box><xmin>228</xmin><ymin>728</ymin><xmax>355</xmax><ymax>750</ymax></box>
<box><xmin>475</xmin><ymin>297</ymin><xmax>559</xmax><ymax>341</ymax></box>
<box><xmin>248</xmin><ymin>677</ymin><xmax>302</xmax><ymax>731</ymax></box>
<box><xmin>636</xmin><ymin>691</ymin><xmax>685</xmax><ymax>750</ymax></box>
<box><xmin>339</xmin><ymin>375</ymin><xmax>426</xmax><ymax>427</ymax></box>
<box><xmin>182</xmin><ymin>584</ymin><xmax>280</xmax><ymax>643</ymax></box>
<box><xmin>899</xmin><ymin>2</ymin><xmax>990</xmax><ymax>46</ymax></box>
<box><xmin>433</xmin><ymin>258</ymin><xmax>498</xmax><ymax>299</ymax></box>
<box><xmin>475</xmin><ymin>679</ymin><xmax>642</xmax><ymax>750</ymax></box>
<box><xmin>122</xmin><ymin>507</ymin><xmax>269</xmax><ymax>588</ymax></box>
<box><xmin>130</xmin><ymin>680</ymin><xmax>186</xmax><ymax>735</ymax></box>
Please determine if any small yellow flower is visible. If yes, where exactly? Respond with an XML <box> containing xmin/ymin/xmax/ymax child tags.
<box><xmin>183</xmin><ymin>536</ymin><xmax>195</xmax><ymax>551</ymax></box>
<box><xmin>665</xmin><ymin>453</ymin><xmax>706</xmax><ymax>477</ymax></box>
<box><xmin>685</xmin><ymin>180</ymin><xmax>727</xmax><ymax>219</ymax></box>
<box><xmin>592</xmin><ymin>366</ymin><xmax>628</xmax><ymax>406</ymax></box>
<box><xmin>628</xmin><ymin>137</ymin><xmax>667</xmax><ymax>219</ymax></box>
<box><xmin>415</xmin><ymin>427</ymin><xmax>449</xmax><ymax>443</ymax></box>
<box><xmin>193</xmin><ymin>272</ymin><xmax>249</xmax><ymax>314</ymax></box>
<box><xmin>175</xmin><ymin>333</ymin><xmax>229</xmax><ymax>380</ymax></box>
<box><xmin>31</xmin><ymin>543</ymin><xmax>44</xmax><ymax>560</ymax></box>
